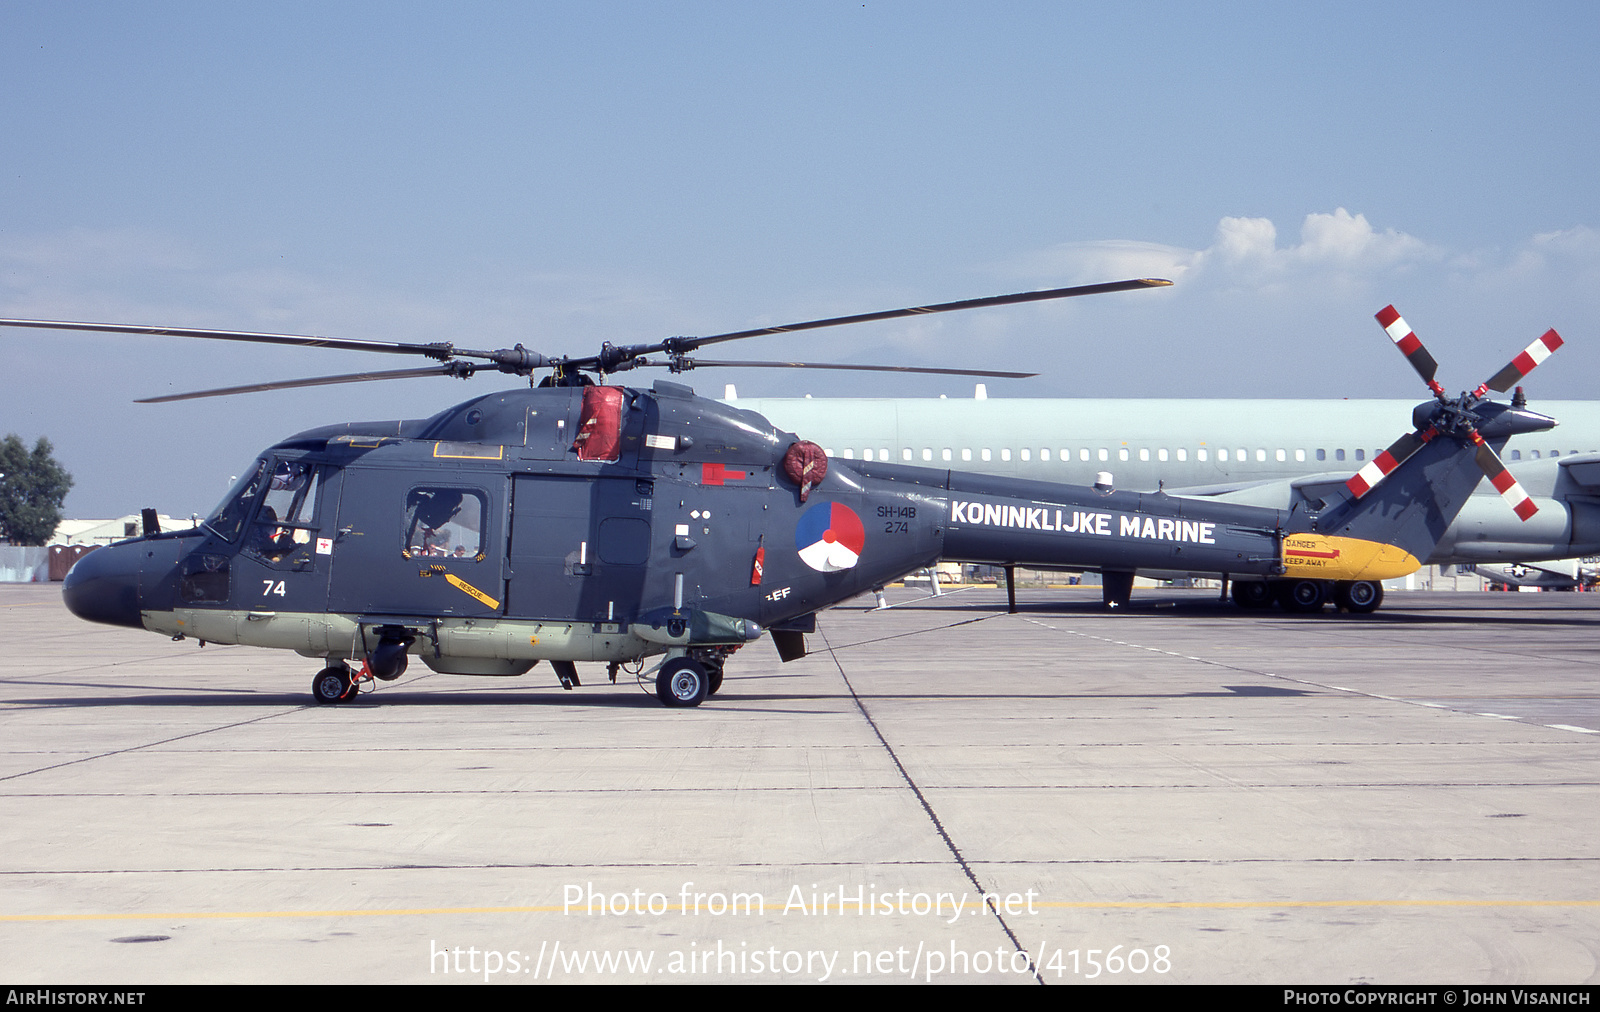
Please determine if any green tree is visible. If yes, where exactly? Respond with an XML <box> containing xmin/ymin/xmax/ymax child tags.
<box><xmin>0</xmin><ymin>435</ymin><xmax>74</xmax><ymax>546</ymax></box>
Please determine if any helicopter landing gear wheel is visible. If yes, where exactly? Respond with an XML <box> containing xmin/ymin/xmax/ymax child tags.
<box><xmin>312</xmin><ymin>665</ymin><xmax>352</xmax><ymax>704</ymax></box>
<box><xmin>1278</xmin><ymin>579</ymin><xmax>1328</xmax><ymax>614</ymax></box>
<box><xmin>1231</xmin><ymin>580</ymin><xmax>1273</xmax><ymax>609</ymax></box>
<box><xmin>656</xmin><ymin>657</ymin><xmax>709</xmax><ymax>708</ymax></box>
<box><xmin>705</xmin><ymin>661</ymin><xmax>724</xmax><ymax>696</ymax></box>
<box><xmin>1335</xmin><ymin>580</ymin><xmax>1384</xmax><ymax>614</ymax></box>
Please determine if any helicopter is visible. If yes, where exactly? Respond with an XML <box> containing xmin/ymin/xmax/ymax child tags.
<box><xmin>2</xmin><ymin>284</ymin><xmax>1560</xmax><ymax>706</ymax></box>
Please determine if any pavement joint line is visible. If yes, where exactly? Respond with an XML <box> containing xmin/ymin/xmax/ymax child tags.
<box><xmin>0</xmin><ymin>707</ymin><xmax>311</xmax><ymax>784</ymax></box>
<box><xmin>7</xmin><ymin>897</ymin><xmax>1600</xmax><ymax>924</ymax></box>
<box><xmin>818</xmin><ymin>620</ymin><xmax>1044</xmax><ymax>985</ymax></box>
<box><xmin>7</xmin><ymin>855</ymin><xmax>1600</xmax><ymax>878</ymax></box>
<box><xmin>824</xmin><ymin>611</ymin><xmax>1002</xmax><ymax>652</ymax></box>
<box><xmin>1020</xmin><ymin>616</ymin><xmax>1600</xmax><ymax>737</ymax></box>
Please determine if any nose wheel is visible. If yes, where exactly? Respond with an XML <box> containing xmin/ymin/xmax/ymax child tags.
<box><xmin>312</xmin><ymin>663</ymin><xmax>363</xmax><ymax>704</ymax></box>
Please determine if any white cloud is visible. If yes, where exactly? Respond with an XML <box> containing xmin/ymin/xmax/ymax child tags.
<box><xmin>1008</xmin><ymin>208</ymin><xmax>1440</xmax><ymax>293</ymax></box>
<box><xmin>1292</xmin><ymin>208</ymin><xmax>1432</xmax><ymax>267</ymax></box>
<box><xmin>1213</xmin><ymin>216</ymin><xmax>1277</xmax><ymax>261</ymax></box>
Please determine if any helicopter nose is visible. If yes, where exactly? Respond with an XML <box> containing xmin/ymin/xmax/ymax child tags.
<box><xmin>62</xmin><ymin>542</ymin><xmax>145</xmax><ymax>629</ymax></box>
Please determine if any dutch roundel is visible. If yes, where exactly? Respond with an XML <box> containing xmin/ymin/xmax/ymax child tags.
<box><xmin>794</xmin><ymin>502</ymin><xmax>865</xmax><ymax>573</ymax></box>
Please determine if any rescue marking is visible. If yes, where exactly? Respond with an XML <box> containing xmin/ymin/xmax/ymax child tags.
<box><xmin>444</xmin><ymin>573</ymin><xmax>500</xmax><ymax>609</ymax></box>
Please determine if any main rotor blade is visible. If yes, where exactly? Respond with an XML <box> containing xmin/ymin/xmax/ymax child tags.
<box><xmin>1344</xmin><ymin>429</ymin><xmax>1433</xmax><ymax>499</ymax></box>
<box><xmin>134</xmin><ymin>364</ymin><xmax>477</xmax><ymax>403</ymax></box>
<box><xmin>1481</xmin><ymin>328</ymin><xmax>1564</xmax><ymax>394</ymax></box>
<box><xmin>676</xmin><ymin>278</ymin><xmax>1173</xmax><ymax>352</ymax></box>
<box><xmin>1472</xmin><ymin>437</ymin><xmax>1539</xmax><ymax>521</ymax></box>
<box><xmin>1375</xmin><ymin>305</ymin><xmax>1444</xmax><ymax>397</ymax></box>
<box><xmin>0</xmin><ymin>317</ymin><xmax>460</xmax><ymax>359</ymax></box>
<box><xmin>679</xmin><ymin>359</ymin><xmax>1037</xmax><ymax>379</ymax></box>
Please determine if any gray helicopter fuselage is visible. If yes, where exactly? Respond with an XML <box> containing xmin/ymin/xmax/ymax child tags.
<box><xmin>59</xmin><ymin>381</ymin><xmax>1500</xmax><ymax>689</ymax></box>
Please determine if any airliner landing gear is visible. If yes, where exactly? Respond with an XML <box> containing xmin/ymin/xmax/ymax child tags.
<box><xmin>1232</xmin><ymin>578</ymin><xmax>1384</xmax><ymax>614</ymax></box>
<box><xmin>1231</xmin><ymin>580</ymin><xmax>1274</xmax><ymax>609</ymax></box>
<box><xmin>1335</xmin><ymin>580</ymin><xmax>1384</xmax><ymax>614</ymax></box>
<box><xmin>1278</xmin><ymin>579</ymin><xmax>1329</xmax><ymax>614</ymax></box>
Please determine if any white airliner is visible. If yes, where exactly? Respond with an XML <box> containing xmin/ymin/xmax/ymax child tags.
<box><xmin>736</xmin><ymin>393</ymin><xmax>1600</xmax><ymax>571</ymax></box>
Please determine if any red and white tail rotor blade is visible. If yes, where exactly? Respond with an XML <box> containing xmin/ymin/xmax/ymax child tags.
<box><xmin>1471</xmin><ymin>437</ymin><xmax>1538</xmax><ymax>521</ymax></box>
<box><xmin>1376</xmin><ymin>305</ymin><xmax>1445</xmax><ymax>398</ymax></box>
<box><xmin>1478</xmin><ymin>329</ymin><xmax>1564</xmax><ymax>396</ymax></box>
<box><xmin>1345</xmin><ymin>429</ymin><xmax>1432</xmax><ymax>499</ymax></box>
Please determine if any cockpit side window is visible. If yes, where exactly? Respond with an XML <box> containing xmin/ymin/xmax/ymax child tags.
<box><xmin>403</xmin><ymin>487</ymin><xmax>486</xmax><ymax>560</ymax></box>
<box><xmin>263</xmin><ymin>462</ymin><xmax>320</xmax><ymax>527</ymax></box>
<box><xmin>248</xmin><ymin>461</ymin><xmax>322</xmax><ymax>562</ymax></box>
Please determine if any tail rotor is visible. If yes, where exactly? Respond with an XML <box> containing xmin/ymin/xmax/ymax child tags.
<box><xmin>1345</xmin><ymin>306</ymin><xmax>1562</xmax><ymax>522</ymax></box>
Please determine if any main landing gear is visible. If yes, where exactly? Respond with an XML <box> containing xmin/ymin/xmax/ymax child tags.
<box><xmin>1231</xmin><ymin>579</ymin><xmax>1384</xmax><ymax>615</ymax></box>
<box><xmin>653</xmin><ymin>648</ymin><xmax>734</xmax><ymax>708</ymax></box>
<box><xmin>656</xmin><ymin>657</ymin><xmax>710</xmax><ymax>707</ymax></box>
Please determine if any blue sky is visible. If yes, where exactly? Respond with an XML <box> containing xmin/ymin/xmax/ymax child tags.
<box><xmin>3</xmin><ymin>1</ymin><xmax>1598</xmax><ymax>515</ymax></box>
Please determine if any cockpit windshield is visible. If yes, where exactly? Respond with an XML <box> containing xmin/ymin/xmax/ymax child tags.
<box><xmin>204</xmin><ymin>458</ymin><xmax>322</xmax><ymax>547</ymax></box>
<box><xmin>205</xmin><ymin>460</ymin><xmax>268</xmax><ymax>543</ymax></box>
